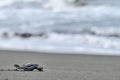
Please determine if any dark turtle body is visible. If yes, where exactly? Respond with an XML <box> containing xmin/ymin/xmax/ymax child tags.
<box><xmin>14</xmin><ymin>63</ymin><xmax>43</xmax><ymax>71</ymax></box>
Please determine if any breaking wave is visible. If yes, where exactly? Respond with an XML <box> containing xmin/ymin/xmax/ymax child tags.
<box><xmin>0</xmin><ymin>0</ymin><xmax>120</xmax><ymax>55</ymax></box>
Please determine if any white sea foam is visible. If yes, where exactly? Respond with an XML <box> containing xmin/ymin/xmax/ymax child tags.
<box><xmin>0</xmin><ymin>0</ymin><xmax>120</xmax><ymax>55</ymax></box>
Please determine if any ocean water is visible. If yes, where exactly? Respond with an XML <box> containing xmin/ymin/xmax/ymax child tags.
<box><xmin>0</xmin><ymin>0</ymin><xmax>120</xmax><ymax>55</ymax></box>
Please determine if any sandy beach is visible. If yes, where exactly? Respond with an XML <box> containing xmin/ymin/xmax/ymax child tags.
<box><xmin>0</xmin><ymin>51</ymin><xmax>120</xmax><ymax>80</ymax></box>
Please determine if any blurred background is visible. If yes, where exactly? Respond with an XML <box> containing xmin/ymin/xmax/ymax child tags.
<box><xmin>0</xmin><ymin>0</ymin><xmax>120</xmax><ymax>55</ymax></box>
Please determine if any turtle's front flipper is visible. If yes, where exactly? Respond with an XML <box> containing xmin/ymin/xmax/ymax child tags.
<box><xmin>37</xmin><ymin>66</ymin><xmax>43</xmax><ymax>71</ymax></box>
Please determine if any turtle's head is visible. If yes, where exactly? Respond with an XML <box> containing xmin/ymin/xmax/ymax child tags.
<box><xmin>14</xmin><ymin>64</ymin><xmax>20</xmax><ymax>68</ymax></box>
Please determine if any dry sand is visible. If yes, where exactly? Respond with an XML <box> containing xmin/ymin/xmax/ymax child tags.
<box><xmin>0</xmin><ymin>50</ymin><xmax>120</xmax><ymax>80</ymax></box>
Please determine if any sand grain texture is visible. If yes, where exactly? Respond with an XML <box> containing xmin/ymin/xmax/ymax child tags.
<box><xmin>0</xmin><ymin>51</ymin><xmax>120</xmax><ymax>80</ymax></box>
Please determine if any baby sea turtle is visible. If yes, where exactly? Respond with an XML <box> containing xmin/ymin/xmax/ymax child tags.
<box><xmin>14</xmin><ymin>63</ymin><xmax>43</xmax><ymax>71</ymax></box>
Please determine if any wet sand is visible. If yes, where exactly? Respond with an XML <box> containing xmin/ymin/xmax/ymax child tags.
<box><xmin>0</xmin><ymin>50</ymin><xmax>120</xmax><ymax>80</ymax></box>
